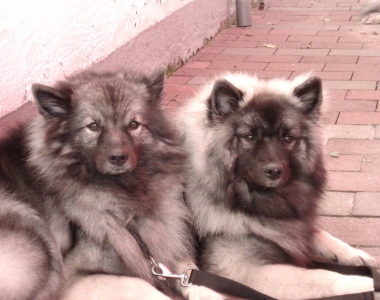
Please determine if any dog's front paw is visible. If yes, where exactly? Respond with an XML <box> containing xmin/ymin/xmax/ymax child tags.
<box><xmin>333</xmin><ymin>275</ymin><xmax>374</xmax><ymax>295</ymax></box>
<box><xmin>324</xmin><ymin>245</ymin><xmax>377</xmax><ymax>268</ymax></box>
<box><xmin>182</xmin><ymin>285</ymin><xmax>225</xmax><ymax>300</ymax></box>
<box><xmin>313</xmin><ymin>228</ymin><xmax>377</xmax><ymax>267</ymax></box>
<box><xmin>339</xmin><ymin>247</ymin><xmax>377</xmax><ymax>268</ymax></box>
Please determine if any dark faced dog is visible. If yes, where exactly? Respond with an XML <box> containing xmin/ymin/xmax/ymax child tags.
<box><xmin>178</xmin><ymin>72</ymin><xmax>376</xmax><ymax>299</ymax></box>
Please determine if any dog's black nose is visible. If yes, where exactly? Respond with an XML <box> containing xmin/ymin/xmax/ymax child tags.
<box><xmin>108</xmin><ymin>153</ymin><xmax>128</xmax><ymax>166</ymax></box>
<box><xmin>263</xmin><ymin>164</ymin><xmax>284</xmax><ymax>181</ymax></box>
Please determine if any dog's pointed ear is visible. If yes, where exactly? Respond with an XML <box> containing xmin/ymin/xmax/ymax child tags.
<box><xmin>208</xmin><ymin>79</ymin><xmax>243</xmax><ymax>119</ymax></box>
<box><xmin>293</xmin><ymin>76</ymin><xmax>322</xmax><ymax>116</ymax></box>
<box><xmin>32</xmin><ymin>83</ymin><xmax>71</xmax><ymax>117</ymax></box>
<box><xmin>148</xmin><ymin>68</ymin><xmax>166</xmax><ymax>103</ymax></box>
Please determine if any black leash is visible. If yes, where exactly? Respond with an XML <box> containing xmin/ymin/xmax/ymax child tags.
<box><xmin>189</xmin><ymin>264</ymin><xmax>379</xmax><ymax>300</ymax></box>
<box><xmin>126</xmin><ymin>221</ymin><xmax>379</xmax><ymax>300</ymax></box>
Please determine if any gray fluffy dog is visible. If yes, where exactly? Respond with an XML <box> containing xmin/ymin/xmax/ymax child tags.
<box><xmin>178</xmin><ymin>72</ymin><xmax>377</xmax><ymax>300</ymax></box>
<box><xmin>0</xmin><ymin>69</ymin><xmax>223</xmax><ymax>300</ymax></box>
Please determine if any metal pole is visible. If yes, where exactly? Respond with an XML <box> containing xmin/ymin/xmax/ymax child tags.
<box><xmin>236</xmin><ymin>0</ymin><xmax>252</xmax><ymax>27</ymax></box>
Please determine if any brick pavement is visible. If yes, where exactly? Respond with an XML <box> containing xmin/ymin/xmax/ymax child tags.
<box><xmin>164</xmin><ymin>0</ymin><xmax>380</xmax><ymax>262</ymax></box>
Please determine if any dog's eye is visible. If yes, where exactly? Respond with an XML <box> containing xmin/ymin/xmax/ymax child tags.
<box><xmin>244</xmin><ymin>134</ymin><xmax>254</xmax><ymax>141</ymax></box>
<box><xmin>87</xmin><ymin>122</ymin><xmax>100</xmax><ymax>131</ymax></box>
<box><xmin>283</xmin><ymin>135</ymin><xmax>293</xmax><ymax>143</ymax></box>
<box><xmin>129</xmin><ymin>121</ymin><xmax>140</xmax><ymax>129</ymax></box>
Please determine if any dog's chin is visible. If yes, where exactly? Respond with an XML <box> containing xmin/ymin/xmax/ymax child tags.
<box><xmin>247</xmin><ymin>178</ymin><xmax>285</xmax><ymax>190</ymax></box>
<box><xmin>263</xmin><ymin>179</ymin><xmax>283</xmax><ymax>188</ymax></box>
<box><xmin>106</xmin><ymin>168</ymin><xmax>129</xmax><ymax>176</ymax></box>
<box><xmin>96</xmin><ymin>163</ymin><xmax>136</xmax><ymax>176</ymax></box>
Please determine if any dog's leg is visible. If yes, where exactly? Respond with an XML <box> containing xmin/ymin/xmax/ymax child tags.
<box><xmin>205</xmin><ymin>238</ymin><xmax>374</xmax><ymax>300</ymax></box>
<box><xmin>60</xmin><ymin>275</ymin><xmax>171</xmax><ymax>300</ymax></box>
<box><xmin>234</xmin><ymin>264</ymin><xmax>373</xmax><ymax>300</ymax></box>
<box><xmin>312</xmin><ymin>227</ymin><xmax>377</xmax><ymax>267</ymax></box>
<box><xmin>176</xmin><ymin>261</ymin><xmax>225</xmax><ymax>300</ymax></box>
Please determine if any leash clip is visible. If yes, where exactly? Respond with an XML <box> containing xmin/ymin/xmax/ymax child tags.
<box><xmin>151</xmin><ymin>263</ymin><xmax>196</xmax><ymax>287</ymax></box>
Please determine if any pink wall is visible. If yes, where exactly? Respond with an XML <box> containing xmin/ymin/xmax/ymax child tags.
<box><xmin>91</xmin><ymin>0</ymin><xmax>236</xmax><ymax>74</ymax></box>
<box><xmin>0</xmin><ymin>0</ymin><xmax>235</xmax><ymax>118</ymax></box>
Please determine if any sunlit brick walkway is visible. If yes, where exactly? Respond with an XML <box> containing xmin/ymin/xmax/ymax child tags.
<box><xmin>164</xmin><ymin>0</ymin><xmax>380</xmax><ymax>262</ymax></box>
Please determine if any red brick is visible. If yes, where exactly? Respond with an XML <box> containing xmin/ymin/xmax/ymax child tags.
<box><xmin>225</xmin><ymin>27</ymin><xmax>270</xmax><ymax>35</ymax></box>
<box><xmin>327</xmin><ymin>90</ymin><xmax>348</xmax><ymax>100</ymax></box>
<box><xmin>245</xmin><ymin>71</ymin><xmax>293</xmax><ymax>79</ymax></box>
<box><xmin>346</xmin><ymin>90</ymin><xmax>380</xmax><ymax>100</ymax></box>
<box><xmin>317</xmin><ymin>30</ymin><xmax>358</xmax><ymax>37</ymax></box>
<box><xmin>221</xmin><ymin>48</ymin><xmax>276</xmax><ymax>55</ymax></box>
<box><xmin>292</xmin><ymin>25</ymin><xmax>340</xmax><ymax>31</ymax></box>
<box><xmin>324</xmin><ymin>80</ymin><xmax>376</xmax><ymax>90</ymax></box>
<box><xmin>199</xmin><ymin>47</ymin><xmax>225</xmax><ymax>54</ymax></box>
<box><xmin>301</xmin><ymin>56</ymin><xmax>358</xmax><ymax>63</ymax></box>
<box><xmin>329</xmin><ymin>11</ymin><xmax>356</xmax><ymax>16</ymax></box>
<box><xmin>322</xmin><ymin>20</ymin><xmax>362</xmax><ymax>27</ymax></box>
<box><xmin>257</xmin><ymin>20</ymin><xmax>286</xmax><ymax>26</ymax></box>
<box><xmin>353</xmin><ymin>192</ymin><xmax>380</xmax><ymax>216</ymax></box>
<box><xmin>260</xmin><ymin>41</ymin><xmax>361</xmax><ymax>50</ymax></box>
<box><xmin>297</xmin><ymin>1</ymin><xmax>338</xmax><ymax>7</ymax></box>
<box><xmin>275</xmin><ymin>7</ymin><xmax>347</xmax><ymax>14</ymax></box>
<box><xmin>326</xmin><ymin>124</ymin><xmax>374</xmax><ymax>139</ymax></box>
<box><xmin>275</xmin><ymin>48</ymin><xmax>330</xmax><ymax>56</ymax></box>
<box><xmin>287</xmin><ymin>35</ymin><xmax>339</xmax><ymax>43</ymax></box>
<box><xmin>362</xmin><ymin>155</ymin><xmax>380</xmax><ymax>173</ymax></box>
<box><xmin>352</xmin><ymin>71</ymin><xmax>380</xmax><ymax>81</ymax></box>
<box><xmin>327</xmin><ymin>139</ymin><xmax>380</xmax><ymax>155</ymax></box>
<box><xmin>361</xmin><ymin>43</ymin><xmax>380</xmax><ymax>50</ymax></box>
<box><xmin>325</xmin><ymin>154</ymin><xmax>362</xmax><ymax>171</ymax></box>
<box><xmin>339</xmin><ymin>33</ymin><xmax>380</xmax><ymax>43</ymax></box>
<box><xmin>317</xmin><ymin>216</ymin><xmax>380</xmax><ymax>246</ymax></box>
<box><xmin>166</xmin><ymin>76</ymin><xmax>192</xmax><ymax>85</ymax></box>
<box><xmin>186</xmin><ymin>76</ymin><xmax>212</xmax><ymax>86</ymax></box>
<box><xmin>210</xmin><ymin>41</ymin><xmax>260</xmax><ymax>48</ymax></box>
<box><xmin>269</xmin><ymin>29</ymin><xmax>319</xmax><ymax>35</ymax></box>
<box><xmin>265</xmin><ymin>62</ymin><xmax>324</xmax><ymax>71</ymax></box>
<box><xmin>208</xmin><ymin>61</ymin><xmax>267</xmax><ymax>71</ymax></box>
<box><xmin>327</xmin><ymin>171</ymin><xmax>380</xmax><ymax>192</ymax></box>
<box><xmin>337</xmin><ymin>112</ymin><xmax>380</xmax><ymax>124</ymax></box>
<box><xmin>257</xmin><ymin>41</ymin><xmax>305</xmax><ymax>49</ymax></box>
<box><xmin>232</xmin><ymin>34</ymin><xmax>290</xmax><ymax>42</ymax></box>
<box><xmin>164</xmin><ymin>84</ymin><xmax>199</xmax><ymax>95</ymax></box>
<box><xmin>171</xmin><ymin>68</ymin><xmax>224</xmax><ymax>77</ymax></box>
<box><xmin>328</xmin><ymin>100</ymin><xmax>377</xmax><ymax>112</ymax></box>
<box><xmin>186</xmin><ymin>61</ymin><xmax>211</xmax><ymax>69</ymax></box>
<box><xmin>318</xmin><ymin>192</ymin><xmax>354</xmax><ymax>216</ymax></box>
<box><xmin>338</xmin><ymin>25</ymin><xmax>372</xmax><ymax>32</ymax></box>
<box><xmin>192</xmin><ymin>54</ymin><xmax>247</xmax><ymax>62</ymax></box>
<box><xmin>245</xmin><ymin>55</ymin><xmax>302</xmax><ymax>63</ymax></box>
<box><xmin>358</xmin><ymin>57</ymin><xmax>380</xmax><ymax>64</ymax></box>
<box><xmin>316</xmin><ymin>42</ymin><xmax>362</xmax><ymax>49</ymax></box>
<box><xmin>291</xmin><ymin>71</ymin><xmax>352</xmax><ymax>80</ymax></box>
<box><xmin>213</xmin><ymin>33</ymin><xmax>242</xmax><ymax>42</ymax></box>
<box><xmin>324</xmin><ymin>112</ymin><xmax>339</xmax><ymax>124</ymax></box>
<box><xmin>330</xmin><ymin>49</ymin><xmax>380</xmax><ymax>56</ymax></box>
<box><xmin>163</xmin><ymin>94</ymin><xmax>191</xmax><ymax>110</ymax></box>
<box><xmin>324</xmin><ymin>63</ymin><xmax>380</xmax><ymax>72</ymax></box>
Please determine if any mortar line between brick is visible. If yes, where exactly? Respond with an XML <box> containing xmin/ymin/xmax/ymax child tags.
<box><xmin>350</xmin><ymin>192</ymin><xmax>356</xmax><ymax>216</ymax></box>
<box><xmin>370</xmin><ymin>125</ymin><xmax>376</xmax><ymax>140</ymax></box>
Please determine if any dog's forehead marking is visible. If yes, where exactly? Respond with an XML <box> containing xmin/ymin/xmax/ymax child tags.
<box><xmin>236</xmin><ymin>94</ymin><xmax>302</xmax><ymax>137</ymax></box>
<box><xmin>72</xmin><ymin>79</ymin><xmax>148</xmax><ymax>125</ymax></box>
